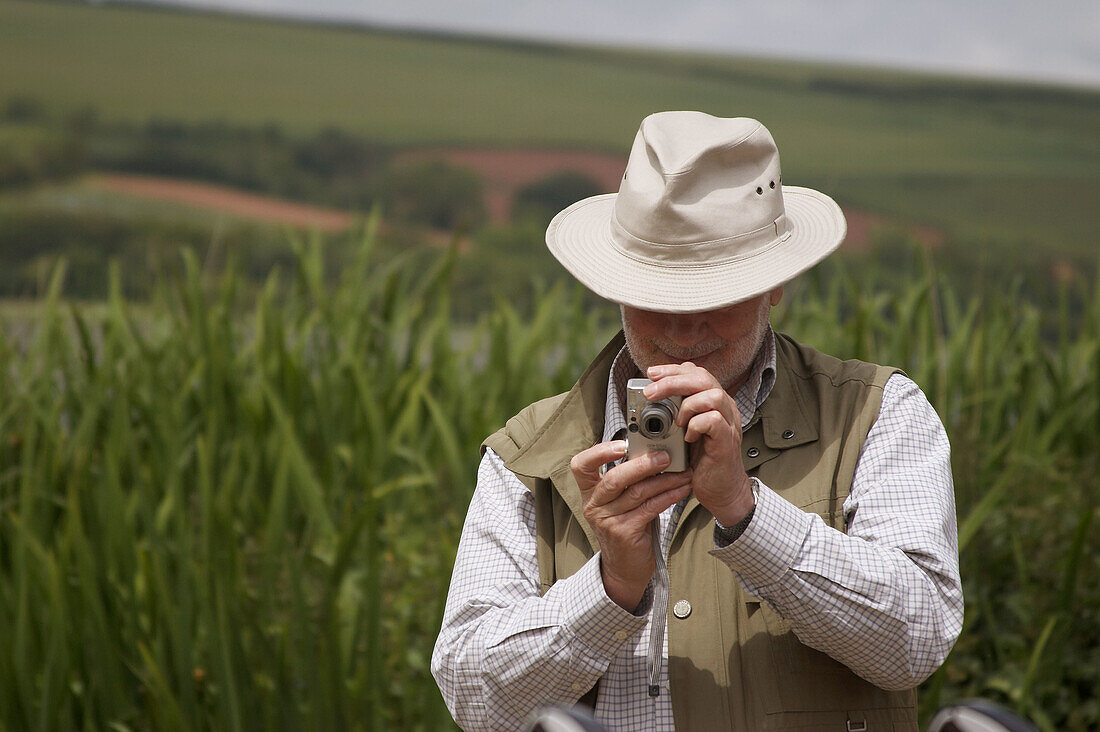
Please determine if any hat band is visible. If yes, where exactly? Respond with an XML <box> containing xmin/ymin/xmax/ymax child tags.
<box><xmin>609</xmin><ymin>213</ymin><xmax>791</xmax><ymax>268</ymax></box>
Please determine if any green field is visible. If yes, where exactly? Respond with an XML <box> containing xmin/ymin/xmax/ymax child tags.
<box><xmin>0</xmin><ymin>237</ymin><xmax>1096</xmax><ymax>730</ymax></box>
<box><xmin>1</xmin><ymin>2</ymin><xmax>1099</xmax><ymax>729</ymax></box>
<box><xmin>2</xmin><ymin>0</ymin><xmax>1099</xmax><ymax>259</ymax></box>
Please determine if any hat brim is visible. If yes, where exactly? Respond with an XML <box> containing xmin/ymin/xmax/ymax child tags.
<box><xmin>545</xmin><ymin>186</ymin><xmax>846</xmax><ymax>313</ymax></box>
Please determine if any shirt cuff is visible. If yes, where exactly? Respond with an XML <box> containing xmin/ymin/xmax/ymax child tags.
<box><xmin>557</xmin><ymin>553</ymin><xmax>650</xmax><ymax>661</ymax></box>
<box><xmin>713</xmin><ymin>478</ymin><xmax>759</xmax><ymax>546</ymax></box>
<box><xmin>709</xmin><ymin>479</ymin><xmax>814</xmax><ymax>592</ymax></box>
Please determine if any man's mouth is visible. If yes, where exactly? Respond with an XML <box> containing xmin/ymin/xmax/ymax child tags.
<box><xmin>658</xmin><ymin>343</ymin><xmax>722</xmax><ymax>363</ymax></box>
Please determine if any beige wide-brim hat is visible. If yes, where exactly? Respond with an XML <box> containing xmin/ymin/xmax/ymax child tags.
<box><xmin>546</xmin><ymin>112</ymin><xmax>846</xmax><ymax>313</ymax></box>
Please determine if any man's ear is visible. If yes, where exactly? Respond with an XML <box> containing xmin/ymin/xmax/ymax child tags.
<box><xmin>769</xmin><ymin>286</ymin><xmax>784</xmax><ymax>307</ymax></box>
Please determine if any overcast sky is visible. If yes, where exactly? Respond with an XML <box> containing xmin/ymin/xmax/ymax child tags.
<box><xmin>132</xmin><ymin>0</ymin><xmax>1099</xmax><ymax>88</ymax></box>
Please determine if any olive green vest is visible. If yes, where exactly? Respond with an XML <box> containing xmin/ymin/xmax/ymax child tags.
<box><xmin>482</xmin><ymin>332</ymin><xmax>919</xmax><ymax>731</ymax></box>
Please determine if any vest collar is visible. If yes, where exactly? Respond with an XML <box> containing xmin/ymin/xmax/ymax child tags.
<box><xmin>743</xmin><ymin>332</ymin><xmax>819</xmax><ymax>469</ymax></box>
<box><xmin>506</xmin><ymin>330</ymin><xmax>625</xmax><ymax>480</ymax></box>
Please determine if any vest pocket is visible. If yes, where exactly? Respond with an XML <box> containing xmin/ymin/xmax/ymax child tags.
<box><xmin>748</xmin><ymin>597</ymin><xmax>902</xmax><ymax>715</ymax></box>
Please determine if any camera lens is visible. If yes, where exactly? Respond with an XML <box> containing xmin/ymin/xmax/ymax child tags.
<box><xmin>639</xmin><ymin>401</ymin><xmax>675</xmax><ymax>438</ymax></box>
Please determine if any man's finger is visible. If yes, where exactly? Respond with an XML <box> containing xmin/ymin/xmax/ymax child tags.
<box><xmin>642</xmin><ymin>371</ymin><xmax>721</xmax><ymax>401</ymax></box>
<box><xmin>685</xmin><ymin>410</ymin><xmax>734</xmax><ymax>443</ymax></box>
<box><xmin>597</xmin><ymin>469</ymin><xmax>693</xmax><ymax>517</ymax></box>
<box><xmin>647</xmin><ymin>361</ymin><xmax>698</xmax><ymax>376</ymax></box>
<box><xmin>677</xmin><ymin>387</ymin><xmax>737</xmax><ymax>428</ymax></box>
<box><xmin>620</xmin><ymin>482</ymin><xmax>694</xmax><ymax>529</ymax></box>
<box><xmin>570</xmin><ymin>441</ymin><xmax>628</xmax><ymax>487</ymax></box>
<box><xmin>589</xmin><ymin>450</ymin><xmax>673</xmax><ymax>507</ymax></box>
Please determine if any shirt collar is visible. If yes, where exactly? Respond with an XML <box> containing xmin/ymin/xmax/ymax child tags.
<box><xmin>601</xmin><ymin>327</ymin><xmax>777</xmax><ymax>444</ymax></box>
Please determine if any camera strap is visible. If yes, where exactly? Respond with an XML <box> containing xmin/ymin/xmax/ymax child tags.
<box><xmin>599</xmin><ymin>427</ymin><xmax>670</xmax><ymax>698</ymax></box>
<box><xmin>647</xmin><ymin>517</ymin><xmax>669</xmax><ymax>697</ymax></box>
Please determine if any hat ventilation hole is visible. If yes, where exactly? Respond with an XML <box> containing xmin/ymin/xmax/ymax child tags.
<box><xmin>756</xmin><ymin>186</ymin><xmax>763</xmax><ymax>195</ymax></box>
<box><xmin>769</xmin><ymin>181</ymin><xmax>775</xmax><ymax>189</ymax></box>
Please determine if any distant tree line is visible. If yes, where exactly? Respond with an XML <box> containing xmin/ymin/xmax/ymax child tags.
<box><xmin>0</xmin><ymin>95</ymin><xmax>614</xmax><ymax>303</ymax></box>
<box><xmin>1</xmin><ymin>96</ymin><xmax>393</xmax><ymax>206</ymax></box>
<box><xmin>1</xmin><ymin>94</ymin><xmax>608</xmax><ymax>234</ymax></box>
<box><xmin>0</xmin><ymin>95</ymin><xmax>500</xmax><ymax>231</ymax></box>
<box><xmin>0</xmin><ymin>98</ymin><xmax>86</xmax><ymax>187</ymax></box>
<box><xmin>0</xmin><ymin>207</ymin><xmax>317</xmax><ymax>299</ymax></box>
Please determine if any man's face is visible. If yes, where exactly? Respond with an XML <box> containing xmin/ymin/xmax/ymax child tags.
<box><xmin>621</xmin><ymin>287</ymin><xmax>783</xmax><ymax>393</ymax></box>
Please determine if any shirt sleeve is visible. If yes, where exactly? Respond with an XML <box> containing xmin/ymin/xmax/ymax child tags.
<box><xmin>710</xmin><ymin>373</ymin><xmax>964</xmax><ymax>690</ymax></box>
<box><xmin>431</xmin><ymin>448</ymin><xmax>649</xmax><ymax>730</ymax></box>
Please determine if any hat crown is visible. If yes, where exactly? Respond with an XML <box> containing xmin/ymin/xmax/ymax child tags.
<box><xmin>543</xmin><ymin>110</ymin><xmax>846</xmax><ymax>314</ymax></box>
<box><xmin>614</xmin><ymin>112</ymin><xmax>786</xmax><ymax>249</ymax></box>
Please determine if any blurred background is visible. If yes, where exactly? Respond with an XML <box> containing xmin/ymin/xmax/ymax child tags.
<box><xmin>0</xmin><ymin>0</ymin><xmax>1096</xmax><ymax>729</ymax></box>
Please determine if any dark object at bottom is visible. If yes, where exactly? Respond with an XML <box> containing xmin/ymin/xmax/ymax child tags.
<box><xmin>523</xmin><ymin>697</ymin><xmax>1038</xmax><ymax>732</ymax></box>
<box><xmin>523</xmin><ymin>707</ymin><xmax>606</xmax><ymax>732</ymax></box>
<box><xmin>927</xmin><ymin>699</ymin><xmax>1039</xmax><ymax>732</ymax></box>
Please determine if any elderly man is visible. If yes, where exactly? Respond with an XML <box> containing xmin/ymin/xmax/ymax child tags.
<box><xmin>432</xmin><ymin>112</ymin><xmax>962</xmax><ymax>731</ymax></box>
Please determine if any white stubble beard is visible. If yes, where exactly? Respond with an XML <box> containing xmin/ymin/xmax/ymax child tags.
<box><xmin>621</xmin><ymin>298</ymin><xmax>771</xmax><ymax>392</ymax></box>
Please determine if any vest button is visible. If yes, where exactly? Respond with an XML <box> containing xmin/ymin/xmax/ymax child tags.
<box><xmin>782</xmin><ymin>429</ymin><xmax>795</xmax><ymax>439</ymax></box>
<box><xmin>673</xmin><ymin>599</ymin><xmax>692</xmax><ymax>618</ymax></box>
<box><xmin>746</xmin><ymin>447</ymin><xmax>760</xmax><ymax>458</ymax></box>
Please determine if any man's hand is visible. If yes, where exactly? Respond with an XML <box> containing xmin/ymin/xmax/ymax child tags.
<box><xmin>642</xmin><ymin>362</ymin><xmax>755</xmax><ymax>529</ymax></box>
<box><xmin>570</xmin><ymin>441</ymin><xmax>693</xmax><ymax>611</ymax></box>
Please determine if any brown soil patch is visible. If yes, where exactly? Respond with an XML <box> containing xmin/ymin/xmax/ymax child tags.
<box><xmin>1051</xmin><ymin>259</ymin><xmax>1079</xmax><ymax>284</ymax></box>
<box><xmin>90</xmin><ymin>173</ymin><xmax>356</xmax><ymax>232</ymax></box>
<box><xmin>396</xmin><ymin>148</ymin><xmax>627</xmax><ymax>224</ymax></box>
<box><xmin>842</xmin><ymin>208</ymin><xmax>943</xmax><ymax>251</ymax></box>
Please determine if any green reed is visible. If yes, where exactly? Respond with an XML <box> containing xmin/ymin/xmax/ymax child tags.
<box><xmin>0</xmin><ymin>225</ymin><xmax>1095</xmax><ymax>730</ymax></box>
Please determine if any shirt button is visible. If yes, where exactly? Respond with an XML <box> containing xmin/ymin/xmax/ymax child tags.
<box><xmin>673</xmin><ymin>599</ymin><xmax>692</xmax><ymax>619</ymax></box>
<box><xmin>746</xmin><ymin>447</ymin><xmax>760</xmax><ymax>458</ymax></box>
<box><xmin>782</xmin><ymin>429</ymin><xmax>795</xmax><ymax>439</ymax></box>
<box><xmin>614</xmin><ymin>630</ymin><xmax>628</xmax><ymax>640</ymax></box>
<box><xmin>571</xmin><ymin>682</ymin><xmax>584</xmax><ymax>692</ymax></box>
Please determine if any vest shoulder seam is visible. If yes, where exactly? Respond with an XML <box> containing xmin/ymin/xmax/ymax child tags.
<box><xmin>485</xmin><ymin>391</ymin><xmax>570</xmax><ymax>450</ymax></box>
<box><xmin>789</xmin><ymin>368</ymin><xmax>895</xmax><ymax>390</ymax></box>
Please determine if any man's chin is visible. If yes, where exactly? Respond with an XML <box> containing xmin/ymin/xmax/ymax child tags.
<box><xmin>661</xmin><ymin>346</ymin><xmax>758</xmax><ymax>391</ymax></box>
<box><xmin>661</xmin><ymin>349</ymin><xmax>718</xmax><ymax>367</ymax></box>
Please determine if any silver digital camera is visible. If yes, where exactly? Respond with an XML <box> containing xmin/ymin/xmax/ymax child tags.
<box><xmin>625</xmin><ymin>378</ymin><xmax>688</xmax><ymax>472</ymax></box>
